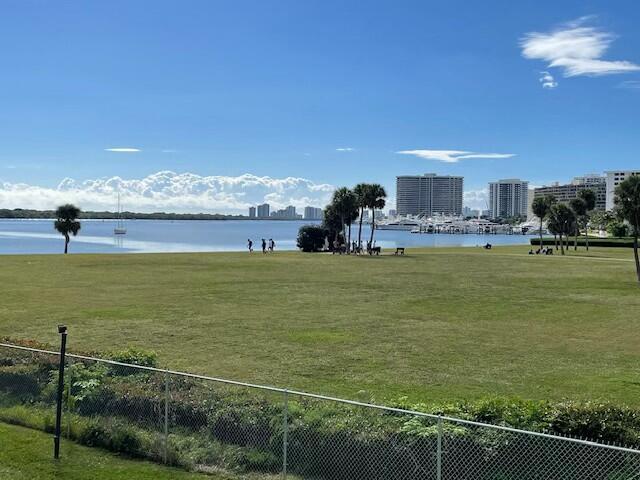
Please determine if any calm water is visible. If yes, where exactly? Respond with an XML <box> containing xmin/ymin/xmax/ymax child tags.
<box><xmin>0</xmin><ymin>219</ymin><xmax>531</xmax><ymax>255</ymax></box>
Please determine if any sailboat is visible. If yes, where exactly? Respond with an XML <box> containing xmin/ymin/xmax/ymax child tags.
<box><xmin>114</xmin><ymin>193</ymin><xmax>127</xmax><ymax>235</ymax></box>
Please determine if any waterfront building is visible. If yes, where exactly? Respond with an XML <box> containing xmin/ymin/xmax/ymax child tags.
<box><xmin>534</xmin><ymin>176</ymin><xmax>606</xmax><ymax>211</ymax></box>
<box><xmin>270</xmin><ymin>206</ymin><xmax>302</xmax><ymax>220</ymax></box>
<box><xmin>388</xmin><ymin>209</ymin><xmax>397</xmax><ymax>218</ymax></box>
<box><xmin>488</xmin><ymin>179</ymin><xmax>529</xmax><ymax>219</ymax></box>
<box><xmin>396</xmin><ymin>173</ymin><xmax>463</xmax><ymax>216</ymax></box>
<box><xmin>605</xmin><ymin>170</ymin><xmax>640</xmax><ymax>210</ymax></box>
<box><xmin>304</xmin><ymin>206</ymin><xmax>323</xmax><ymax>220</ymax></box>
<box><xmin>249</xmin><ymin>206</ymin><xmax>256</xmax><ymax>218</ymax></box>
<box><xmin>257</xmin><ymin>203</ymin><xmax>270</xmax><ymax>218</ymax></box>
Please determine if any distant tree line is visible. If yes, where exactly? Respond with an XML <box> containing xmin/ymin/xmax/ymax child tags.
<box><xmin>0</xmin><ymin>208</ymin><xmax>247</xmax><ymax>221</ymax></box>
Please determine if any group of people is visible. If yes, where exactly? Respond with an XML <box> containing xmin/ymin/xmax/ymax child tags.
<box><xmin>529</xmin><ymin>247</ymin><xmax>554</xmax><ymax>255</ymax></box>
<box><xmin>332</xmin><ymin>239</ymin><xmax>378</xmax><ymax>255</ymax></box>
<box><xmin>247</xmin><ymin>238</ymin><xmax>275</xmax><ymax>254</ymax></box>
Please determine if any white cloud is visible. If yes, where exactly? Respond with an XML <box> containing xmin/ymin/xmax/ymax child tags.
<box><xmin>397</xmin><ymin>150</ymin><xmax>515</xmax><ymax>163</ymax></box>
<box><xmin>521</xmin><ymin>17</ymin><xmax>640</xmax><ymax>78</ymax></box>
<box><xmin>105</xmin><ymin>148</ymin><xmax>141</xmax><ymax>153</ymax></box>
<box><xmin>336</xmin><ymin>147</ymin><xmax>355</xmax><ymax>152</ymax></box>
<box><xmin>463</xmin><ymin>189</ymin><xmax>489</xmax><ymax>210</ymax></box>
<box><xmin>0</xmin><ymin>171</ymin><xmax>335</xmax><ymax>214</ymax></box>
<box><xmin>539</xmin><ymin>71</ymin><xmax>558</xmax><ymax>89</ymax></box>
<box><xmin>618</xmin><ymin>80</ymin><xmax>640</xmax><ymax>89</ymax></box>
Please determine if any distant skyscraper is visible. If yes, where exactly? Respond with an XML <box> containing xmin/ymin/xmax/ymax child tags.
<box><xmin>396</xmin><ymin>173</ymin><xmax>463</xmax><ymax>216</ymax></box>
<box><xmin>388</xmin><ymin>209</ymin><xmax>397</xmax><ymax>218</ymax></box>
<box><xmin>257</xmin><ymin>203</ymin><xmax>270</xmax><ymax>218</ymax></box>
<box><xmin>249</xmin><ymin>206</ymin><xmax>256</xmax><ymax>218</ymax></box>
<box><xmin>605</xmin><ymin>170</ymin><xmax>640</xmax><ymax>211</ymax></box>
<box><xmin>488</xmin><ymin>179</ymin><xmax>529</xmax><ymax>219</ymax></box>
<box><xmin>304</xmin><ymin>206</ymin><xmax>323</xmax><ymax>220</ymax></box>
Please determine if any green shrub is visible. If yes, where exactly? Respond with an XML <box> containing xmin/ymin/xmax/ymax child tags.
<box><xmin>108</xmin><ymin>347</ymin><xmax>158</xmax><ymax>376</ymax></box>
<box><xmin>296</xmin><ymin>225</ymin><xmax>327</xmax><ymax>252</ymax></box>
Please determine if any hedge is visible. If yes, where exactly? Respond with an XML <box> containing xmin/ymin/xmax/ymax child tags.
<box><xmin>530</xmin><ymin>237</ymin><xmax>635</xmax><ymax>248</ymax></box>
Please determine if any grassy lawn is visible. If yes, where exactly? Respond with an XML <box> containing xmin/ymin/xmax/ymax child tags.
<box><xmin>0</xmin><ymin>423</ymin><xmax>217</xmax><ymax>480</ymax></box>
<box><xmin>1</xmin><ymin>245</ymin><xmax>639</xmax><ymax>405</ymax></box>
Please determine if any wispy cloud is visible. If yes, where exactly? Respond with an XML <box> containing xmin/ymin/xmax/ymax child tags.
<box><xmin>539</xmin><ymin>71</ymin><xmax>558</xmax><ymax>89</ymax></box>
<box><xmin>397</xmin><ymin>149</ymin><xmax>516</xmax><ymax>163</ymax></box>
<box><xmin>161</xmin><ymin>149</ymin><xmax>177</xmax><ymax>153</ymax></box>
<box><xmin>618</xmin><ymin>80</ymin><xmax>640</xmax><ymax>89</ymax></box>
<box><xmin>0</xmin><ymin>171</ymin><xmax>335</xmax><ymax>214</ymax></box>
<box><xmin>105</xmin><ymin>148</ymin><xmax>141</xmax><ymax>153</ymax></box>
<box><xmin>336</xmin><ymin>147</ymin><xmax>355</xmax><ymax>152</ymax></box>
<box><xmin>521</xmin><ymin>17</ymin><xmax>640</xmax><ymax>78</ymax></box>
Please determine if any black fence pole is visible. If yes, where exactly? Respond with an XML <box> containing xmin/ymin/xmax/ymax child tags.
<box><xmin>54</xmin><ymin>325</ymin><xmax>67</xmax><ymax>459</ymax></box>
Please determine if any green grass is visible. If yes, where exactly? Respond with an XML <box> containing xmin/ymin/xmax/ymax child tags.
<box><xmin>0</xmin><ymin>422</ymin><xmax>215</xmax><ymax>480</ymax></box>
<box><xmin>1</xmin><ymin>245</ymin><xmax>639</xmax><ymax>405</ymax></box>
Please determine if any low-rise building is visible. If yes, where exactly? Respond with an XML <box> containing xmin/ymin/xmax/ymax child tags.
<box><xmin>605</xmin><ymin>170</ymin><xmax>640</xmax><ymax>210</ymax></box>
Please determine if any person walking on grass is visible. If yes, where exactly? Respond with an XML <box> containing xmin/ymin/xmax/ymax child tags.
<box><xmin>247</xmin><ymin>238</ymin><xmax>253</xmax><ymax>253</ymax></box>
<box><xmin>261</xmin><ymin>238</ymin><xmax>267</xmax><ymax>254</ymax></box>
<box><xmin>268</xmin><ymin>238</ymin><xmax>275</xmax><ymax>252</ymax></box>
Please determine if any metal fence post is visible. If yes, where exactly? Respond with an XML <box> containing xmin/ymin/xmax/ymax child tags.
<box><xmin>53</xmin><ymin>325</ymin><xmax>67</xmax><ymax>460</ymax></box>
<box><xmin>436</xmin><ymin>416</ymin><xmax>443</xmax><ymax>480</ymax></box>
<box><xmin>163</xmin><ymin>370</ymin><xmax>169</xmax><ymax>464</ymax></box>
<box><xmin>282</xmin><ymin>389</ymin><xmax>289</xmax><ymax>478</ymax></box>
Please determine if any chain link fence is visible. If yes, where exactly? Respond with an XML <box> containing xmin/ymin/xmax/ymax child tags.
<box><xmin>1</xmin><ymin>342</ymin><xmax>640</xmax><ymax>479</ymax></box>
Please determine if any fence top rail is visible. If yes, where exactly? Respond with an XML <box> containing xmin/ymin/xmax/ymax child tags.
<box><xmin>2</xmin><ymin>341</ymin><xmax>639</xmax><ymax>454</ymax></box>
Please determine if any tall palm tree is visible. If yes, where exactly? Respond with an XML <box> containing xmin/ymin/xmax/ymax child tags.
<box><xmin>331</xmin><ymin>187</ymin><xmax>358</xmax><ymax>252</ymax></box>
<box><xmin>614</xmin><ymin>176</ymin><xmax>640</xmax><ymax>283</ymax></box>
<box><xmin>353</xmin><ymin>183</ymin><xmax>368</xmax><ymax>250</ymax></box>
<box><xmin>569</xmin><ymin>198</ymin><xmax>587</xmax><ymax>251</ymax></box>
<box><xmin>578</xmin><ymin>189</ymin><xmax>596</xmax><ymax>251</ymax></box>
<box><xmin>531</xmin><ymin>195</ymin><xmax>553</xmax><ymax>251</ymax></box>
<box><xmin>366</xmin><ymin>184</ymin><xmax>387</xmax><ymax>247</ymax></box>
<box><xmin>548</xmin><ymin>203</ymin><xmax>575</xmax><ymax>255</ymax></box>
<box><xmin>54</xmin><ymin>204</ymin><xmax>81</xmax><ymax>254</ymax></box>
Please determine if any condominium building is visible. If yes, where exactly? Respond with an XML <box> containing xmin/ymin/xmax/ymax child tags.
<box><xmin>533</xmin><ymin>176</ymin><xmax>606</xmax><ymax>211</ymax></box>
<box><xmin>396</xmin><ymin>173</ymin><xmax>463</xmax><ymax>216</ymax></box>
<box><xmin>304</xmin><ymin>206</ymin><xmax>323</xmax><ymax>220</ymax></box>
<box><xmin>248</xmin><ymin>206</ymin><xmax>256</xmax><ymax>218</ymax></box>
<box><xmin>488</xmin><ymin>179</ymin><xmax>529</xmax><ymax>219</ymax></box>
<box><xmin>605</xmin><ymin>170</ymin><xmax>640</xmax><ymax>210</ymax></box>
<box><xmin>270</xmin><ymin>205</ymin><xmax>302</xmax><ymax>220</ymax></box>
<box><xmin>257</xmin><ymin>203</ymin><xmax>270</xmax><ymax>218</ymax></box>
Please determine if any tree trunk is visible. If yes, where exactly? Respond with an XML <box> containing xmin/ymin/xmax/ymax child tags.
<box><xmin>357</xmin><ymin>207</ymin><xmax>364</xmax><ymax>249</ymax></box>
<box><xmin>634</xmin><ymin>233</ymin><xmax>640</xmax><ymax>284</ymax></box>
<box><xmin>559</xmin><ymin>233</ymin><xmax>565</xmax><ymax>255</ymax></box>
<box><xmin>369</xmin><ymin>208</ymin><xmax>376</xmax><ymax>246</ymax></box>
<box><xmin>64</xmin><ymin>234</ymin><xmax>69</xmax><ymax>254</ymax></box>
<box><xmin>574</xmin><ymin>225</ymin><xmax>578</xmax><ymax>251</ymax></box>
<box><xmin>585</xmin><ymin>220</ymin><xmax>589</xmax><ymax>251</ymax></box>
<box><xmin>554</xmin><ymin>234</ymin><xmax>558</xmax><ymax>250</ymax></box>
<box><xmin>347</xmin><ymin>222</ymin><xmax>352</xmax><ymax>254</ymax></box>
<box><xmin>539</xmin><ymin>219</ymin><xmax>544</xmax><ymax>250</ymax></box>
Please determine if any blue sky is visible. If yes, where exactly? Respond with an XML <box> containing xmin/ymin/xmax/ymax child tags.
<box><xmin>1</xmin><ymin>0</ymin><xmax>639</xmax><ymax>212</ymax></box>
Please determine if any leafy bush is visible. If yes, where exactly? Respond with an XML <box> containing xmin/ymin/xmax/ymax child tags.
<box><xmin>108</xmin><ymin>347</ymin><xmax>158</xmax><ymax>376</ymax></box>
<box><xmin>608</xmin><ymin>222</ymin><xmax>629</xmax><ymax>238</ymax></box>
<box><xmin>296</xmin><ymin>225</ymin><xmax>327</xmax><ymax>252</ymax></box>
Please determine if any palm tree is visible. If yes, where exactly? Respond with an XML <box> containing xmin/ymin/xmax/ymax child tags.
<box><xmin>353</xmin><ymin>183</ymin><xmax>368</xmax><ymax>250</ymax></box>
<box><xmin>569</xmin><ymin>198</ymin><xmax>587</xmax><ymax>251</ymax></box>
<box><xmin>54</xmin><ymin>204</ymin><xmax>81</xmax><ymax>254</ymax></box>
<box><xmin>548</xmin><ymin>203</ymin><xmax>575</xmax><ymax>255</ymax></box>
<box><xmin>578</xmin><ymin>189</ymin><xmax>596</xmax><ymax>251</ymax></box>
<box><xmin>614</xmin><ymin>176</ymin><xmax>640</xmax><ymax>283</ymax></box>
<box><xmin>366</xmin><ymin>184</ymin><xmax>387</xmax><ymax>247</ymax></box>
<box><xmin>331</xmin><ymin>187</ymin><xmax>358</xmax><ymax>253</ymax></box>
<box><xmin>531</xmin><ymin>195</ymin><xmax>553</xmax><ymax>251</ymax></box>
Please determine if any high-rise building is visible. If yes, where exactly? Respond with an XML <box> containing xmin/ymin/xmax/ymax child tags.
<box><xmin>488</xmin><ymin>179</ymin><xmax>529</xmax><ymax>219</ymax></box>
<box><xmin>248</xmin><ymin>207</ymin><xmax>256</xmax><ymax>218</ymax></box>
<box><xmin>257</xmin><ymin>203</ymin><xmax>270</xmax><ymax>218</ymax></box>
<box><xmin>534</xmin><ymin>177</ymin><xmax>606</xmax><ymax>211</ymax></box>
<box><xmin>605</xmin><ymin>170</ymin><xmax>640</xmax><ymax>210</ymax></box>
<box><xmin>270</xmin><ymin>206</ymin><xmax>302</xmax><ymax>220</ymax></box>
<box><xmin>396</xmin><ymin>173</ymin><xmax>463</xmax><ymax>216</ymax></box>
<box><xmin>304</xmin><ymin>206</ymin><xmax>323</xmax><ymax>220</ymax></box>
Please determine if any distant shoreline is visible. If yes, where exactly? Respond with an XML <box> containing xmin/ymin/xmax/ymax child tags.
<box><xmin>0</xmin><ymin>209</ymin><xmax>315</xmax><ymax>222</ymax></box>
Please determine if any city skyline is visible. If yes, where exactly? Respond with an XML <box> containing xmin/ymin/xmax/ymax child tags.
<box><xmin>1</xmin><ymin>2</ymin><xmax>639</xmax><ymax>213</ymax></box>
